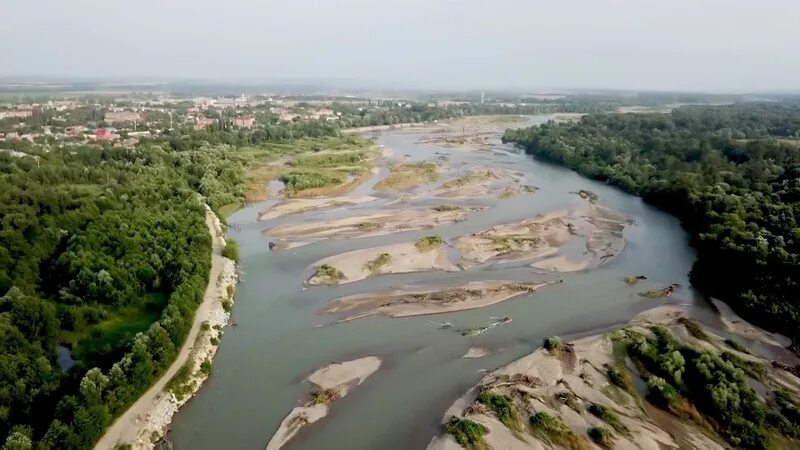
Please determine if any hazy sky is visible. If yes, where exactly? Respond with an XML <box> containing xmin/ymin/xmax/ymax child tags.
<box><xmin>2</xmin><ymin>0</ymin><xmax>799</xmax><ymax>92</ymax></box>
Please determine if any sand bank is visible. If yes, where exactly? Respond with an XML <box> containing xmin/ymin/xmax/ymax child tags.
<box><xmin>265</xmin><ymin>357</ymin><xmax>382</xmax><ymax>450</ymax></box>
<box><xmin>432</xmin><ymin>167</ymin><xmax>535</xmax><ymax>199</ymax></box>
<box><xmin>452</xmin><ymin>205</ymin><xmax>629</xmax><ymax>271</ymax></box>
<box><xmin>428</xmin><ymin>305</ymin><xmax>800</xmax><ymax>450</ymax></box>
<box><xmin>258</xmin><ymin>196</ymin><xmax>378</xmax><ymax>221</ymax></box>
<box><xmin>96</xmin><ymin>207</ymin><xmax>239</xmax><ymax>450</ymax></box>
<box><xmin>307</xmin><ymin>241</ymin><xmax>459</xmax><ymax>286</ymax></box>
<box><xmin>264</xmin><ymin>206</ymin><xmax>481</xmax><ymax>249</ymax></box>
<box><xmin>320</xmin><ymin>281</ymin><xmax>547</xmax><ymax>320</ymax></box>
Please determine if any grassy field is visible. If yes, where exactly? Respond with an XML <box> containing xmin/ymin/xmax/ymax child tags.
<box><xmin>63</xmin><ymin>293</ymin><xmax>167</xmax><ymax>363</ymax></box>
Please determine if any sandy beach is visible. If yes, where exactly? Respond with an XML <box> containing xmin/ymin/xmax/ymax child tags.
<box><xmin>265</xmin><ymin>357</ymin><xmax>382</xmax><ymax>450</ymax></box>
<box><xmin>320</xmin><ymin>280</ymin><xmax>548</xmax><ymax>320</ymax></box>
<box><xmin>95</xmin><ymin>206</ymin><xmax>239</xmax><ymax>450</ymax></box>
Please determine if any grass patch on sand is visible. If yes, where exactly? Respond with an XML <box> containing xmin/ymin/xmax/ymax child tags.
<box><xmin>440</xmin><ymin>170</ymin><xmax>494</xmax><ymax>190</ymax></box>
<box><xmin>530</xmin><ymin>412</ymin><xmax>590</xmax><ymax>450</ymax></box>
<box><xmin>364</xmin><ymin>253</ymin><xmax>392</xmax><ymax>273</ymax></box>
<box><xmin>724</xmin><ymin>338</ymin><xmax>750</xmax><ymax>354</ymax></box>
<box><xmin>442</xmin><ymin>416</ymin><xmax>488</xmax><ymax>450</ymax></box>
<box><xmin>415</xmin><ymin>235</ymin><xmax>443</xmax><ymax>252</ymax></box>
<box><xmin>477</xmin><ymin>391</ymin><xmax>521</xmax><ymax>431</ymax></box>
<box><xmin>587</xmin><ymin>403</ymin><xmax>627</xmax><ymax>434</ymax></box>
<box><xmin>314</xmin><ymin>264</ymin><xmax>344</xmax><ymax>282</ymax></box>
<box><xmin>310</xmin><ymin>387</ymin><xmax>341</xmax><ymax>405</ymax></box>
<box><xmin>588</xmin><ymin>426</ymin><xmax>615</xmax><ymax>448</ymax></box>
<box><xmin>356</xmin><ymin>221</ymin><xmax>382</xmax><ymax>231</ymax></box>
<box><xmin>679</xmin><ymin>318</ymin><xmax>708</xmax><ymax>341</ymax></box>
<box><xmin>543</xmin><ymin>336</ymin><xmax>565</xmax><ymax>354</ymax></box>
<box><xmin>222</xmin><ymin>239</ymin><xmax>240</xmax><ymax>262</ymax></box>
<box><xmin>556</xmin><ymin>391</ymin><xmax>581</xmax><ymax>413</ymax></box>
<box><xmin>432</xmin><ymin>204</ymin><xmax>462</xmax><ymax>212</ymax></box>
<box><xmin>375</xmin><ymin>162</ymin><xmax>438</xmax><ymax>191</ymax></box>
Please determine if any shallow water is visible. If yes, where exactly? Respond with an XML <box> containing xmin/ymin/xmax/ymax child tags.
<box><xmin>169</xmin><ymin>115</ymin><xmax>713</xmax><ymax>450</ymax></box>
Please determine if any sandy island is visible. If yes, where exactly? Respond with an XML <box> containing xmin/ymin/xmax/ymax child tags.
<box><xmin>453</xmin><ymin>205</ymin><xmax>630</xmax><ymax>271</ymax></box>
<box><xmin>427</xmin><ymin>305</ymin><xmax>800</xmax><ymax>450</ymax></box>
<box><xmin>432</xmin><ymin>166</ymin><xmax>536</xmax><ymax>199</ymax></box>
<box><xmin>320</xmin><ymin>281</ymin><xmax>548</xmax><ymax>320</ymax></box>
<box><xmin>265</xmin><ymin>356</ymin><xmax>382</xmax><ymax>450</ymax></box>
<box><xmin>307</xmin><ymin>241</ymin><xmax>459</xmax><ymax>286</ymax></box>
<box><xmin>263</xmin><ymin>205</ymin><xmax>482</xmax><ymax>249</ymax></box>
<box><xmin>258</xmin><ymin>196</ymin><xmax>378</xmax><ymax>221</ymax></box>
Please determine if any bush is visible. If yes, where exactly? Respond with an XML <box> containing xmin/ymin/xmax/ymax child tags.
<box><xmin>587</xmin><ymin>403</ymin><xmax>627</xmax><ymax>434</ymax></box>
<box><xmin>222</xmin><ymin>240</ymin><xmax>240</xmax><ymax>262</ymax></box>
<box><xmin>363</xmin><ymin>253</ymin><xmax>392</xmax><ymax>273</ymax></box>
<box><xmin>588</xmin><ymin>426</ymin><xmax>614</xmax><ymax>448</ymax></box>
<box><xmin>415</xmin><ymin>235</ymin><xmax>443</xmax><ymax>252</ymax></box>
<box><xmin>724</xmin><ymin>339</ymin><xmax>749</xmax><ymax>354</ymax></box>
<box><xmin>543</xmin><ymin>336</ymin><xmax>565</xmax><ymax>354</ymax></box>
<box><xmin>442</xmin><ymin>416</ymin><xmax>487</xmax><ymax>449</ymax></box>
<box><xmin>530</xmin><ymin>412</ymin><xmax>588</xmax><ymax>450</ymax></box>
<box><xmin>646</xmin><ymin>376</ymin><xmax>678</xmax><ymax>407</ymax></box>
<box><xmin>199</xmin><ymin>359</ymin><xmax>212</xmax><ymax>376</ymax></box>
<box><xmin>679</xmin><ymin>318</ymin><xmax>708</xmax><ymax>341</ymax></box>
<box><xmin>556</xmin><ymin>391</ymin><xmax>581</xmax><ymax>412</ymax></box>
<box><xmin>477</xmin><ymin>391</ymin><xmax>519</xmax><ymax>430</ymax></box>
<box><xmin>315</xmin><ymin>264</ymin><xmax>344</xmax><ymax>282</ymax></box>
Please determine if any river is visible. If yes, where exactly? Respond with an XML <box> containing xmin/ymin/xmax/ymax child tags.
<box><xmin>168</xmin><ymin>115</ymin><xmax>712</xmax><ymax>449</ymax></box>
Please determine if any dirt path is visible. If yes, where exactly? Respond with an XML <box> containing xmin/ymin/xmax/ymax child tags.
<box><xmin>95</xmin><ymin>206</ymin><xmax>226</xmax><ymax>450</ymax></box>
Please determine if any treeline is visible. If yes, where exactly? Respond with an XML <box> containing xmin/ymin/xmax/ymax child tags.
<box><xmin>503</xmin><ymin>103</ymin><xmax>800</xmax><ymax>343</ymax></box>
<box><xmin>0</xmin><ymin>146</ymin><xmax>213</xmax><ymax>448</ymax></box>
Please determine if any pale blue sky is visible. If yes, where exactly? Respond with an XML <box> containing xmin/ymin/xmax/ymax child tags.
<box><xmin>2</xmin><ymin>0</ymin><xmax>799</xmax><ymax>91</ymax></box>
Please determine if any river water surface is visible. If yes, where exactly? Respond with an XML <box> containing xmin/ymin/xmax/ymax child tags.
<box><xmin>169</xmin><ymin>116</ymin><xmax>711</xmax><ymax>449</ymax></box>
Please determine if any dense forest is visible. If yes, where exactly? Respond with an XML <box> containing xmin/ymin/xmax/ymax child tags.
<box><xmin>503</xmin><ymin>103</ymin><xmax>800</xmax><ymax>344</ymax></box>
<box><xmin>0</xmin><ymin>119</ymin><xmax>349</xmax><ymax>448</ymax></box>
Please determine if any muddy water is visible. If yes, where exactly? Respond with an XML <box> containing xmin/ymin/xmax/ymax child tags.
<box><xmin>169</xmin><ymin>116</ymin><xmax>713</xmax><ymax>450</ymax></box>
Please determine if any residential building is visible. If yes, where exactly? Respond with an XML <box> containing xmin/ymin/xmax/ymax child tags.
<box><xmin>104</xmin><ymin>111</ymin><xmax>141</xmax><ymax>124</ymax></box>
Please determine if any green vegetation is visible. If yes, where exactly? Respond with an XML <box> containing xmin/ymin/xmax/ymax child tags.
<box><xmin>574</xmin><ymin>190</ymin><xmax>598</xmax><ymax>203</ymax></box>
<box><xmin>440</xmin><ymin>170</ymin><xmax>493</xmax><ymax>189</ymax></box>
<box><xmin>555</xmin><ymin>391</ymin><xmax>581</xmax><ymax>412</ymax></box>
<box><xmin>280</xmin><ymin>171</ymin><xmax>343</xmax><ymax>193</ymax></box>
<box><xmin>432</xmin><ymin>204</ymin><xmax>462</xmax><ymax>212</ymax></box>
<box><xmin>355</xmin><ymin>221</ymin><xmax>382</xmax><ymax>231</ymax></box>
<box><xmin>724</xmin><ymin>338</ymin><xmax>750</xmax><ymax>354</ymax></box>
<box><xmin>587</xmin><ymin>403</ymin><xmax>627</xmax><ymax>434</ymax></box>
<box><xmin>587</xmin><ymin>426</ymin><xmax>615</xmax><ymax>448</ymax></box>
<box><xmin>314</xmin><ymin>264</ymin><xmax>344</xmax><ymax>282</ymax></box>
<box><xmin>720</xmin><ymin>351</ymin><xmax>767</xmax><ymax>380</ymax></box>
<box><xmin>679</xmin><ymin>318</ymin><xmax>708</xmax><ymax>341</ymax></box>
<box><xmin>637</xmin><ymin>287</ymin><xmax>673</xmax><ymax>298</ymax></box>
<box><xmin>363</xmin><ymin>253</ymin><xmax>392</xmax><ymax>273</ymax></box>
<box><xmin>543</xmin><ymin>336</ymin><xmax>565</xmax><ymax>354</ymax></box>
<box><xmin>530</xmin><ymin>412</ymin><xmax>589</xmax><ymax>450</ymax></box>
<box><xmin>623</xmin><ymin>326</ymin><xmax>781</xmax><ymax>448</ymax></box>
<box><xmin>310</xmin><ymin>388</ymin><xmax>340</xmax><ymax>405</ymax></box>
<box><xmin>375</xmin><ymin>162</ymin><xmax>438</xmax><ymax>191</ymax></box>
<box><xmin>476</xmin><ymin>391</ymin><xmax>520</xmax><ymax>430</ymax></box>
<box><xmin>0</xmin><ymin>142</ymin><xmax>218</xmax><ymax>448</ymax></box>
<box><xmin>504</xmin><ymin>103</ymin><xmax>800</xmax><ymax>343</ymax></box>
<box><xmin>415</xmin><ymin>235</ymin><xmax>444</xmax><ymax>252</ymax></box>
<box><xmin>222</xmin><ymin>239</ymin><xmax>240</xmax><ymax>262</ymax></box>
<box><xmin>490</xmin><ymin>236</ymin><xmax>538</xmax><ymax>253</ymax></box>
<box><xmin>442</xmin><ymin>416</ymin><xmax>487</xmax><ymax>450</ymax></box>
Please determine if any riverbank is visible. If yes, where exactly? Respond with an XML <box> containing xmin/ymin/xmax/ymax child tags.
<box><xmin>428</xmin><ymin>304</ymin><xmax>800</xmax><ymax>450</ymax></box>
<box><xmin>95</xmin><ymin>205</ymin><xmax>238</xmax><ymax>450</ymax></box>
